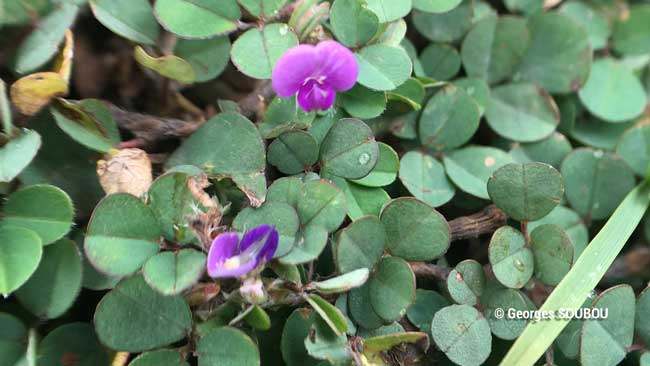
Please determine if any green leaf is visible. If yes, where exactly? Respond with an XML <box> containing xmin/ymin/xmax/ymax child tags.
<box><xmin>617</xmin><ymin>125</ymin><xmax>650</xmax><ymax>177</ymax></box>
<box><xmin>571</xmin><ymin>117</ymin><xmax>634</xmax><ymax>150</ymax></box>
<box><xmin>281</xmin><ymin>309</ymin><xmax>319</xmax><ymax>366</ymax></box>
<box><xmin>339</xmin><ymin>85</ymin><xmax>386</xmax><ymax>119</ymax></box>
<box><xmin>509</xmin><ymin>132</ymin><xmax>572</xmax><ymax>168</ymax></box>
<box><xmin>443</xmin><ymin>145</ymin><xmax>514</xmax><ymax>199</ymax></box>
<box><xmin>94</xmin><ymin>275</ymin><xmax>192</xmax><ymax>352</ymax></box>
<box><xmin>230</xmin><ymin>23</ymin><xmax>298</xmax><ymax>79</ymax></box>
<box><xmin>381</xmin><ymin>197</ymin><xmax>450</xmax><ymax>260</ymax></box>
<box><xmin>348</xmin><ymin>282</ymin><xmax>384</xmax><ymax>329</ymax></box>
<box><xmin>351</xmin><ymin>142</ymin><xmax>398</xmax><ymax>187</ymax></box>
<box><xmin>399</xmin><ymin>151</ymin><xmax>455</xmax><ymax>207</ymax></box>
<box><xmin>0</xmin><ymin>129</ymin><xmax>41</xmax><ymax>183</ymax></box>
<box><xmin>485</xmin><ymin>83</ymin><xmax>560</xmax><ymax>142</ymax></box>
<box><xmin>365</xmin><ymin>0</ymin><xmax>411</xmax><ymax>22</ymax></box>
<box><xmin>431</xmin><ymin>304</ymin><xmax>492</xmax><ymax>366</ymax></box>
<box><xmin>234</xmin><ymin>201</ymin><xmax>299</xmax><ymax>257</ymax></box>
<box><xmin>487</xmin><ymin>162</ymin><xmax>564</xmax><ymax>221</ymax></box>
<box><xmin>612</xmin><ymin>4</ymin><xmax>650</xmax><ymax>55</ymax></box>
<box><xmin>174</xmin><ymin>37</ymin><xmax>231</xmax><ymax>82</ymax></box>
<box><xmin>51</xmin><ymin>98</ymin><xmax>121</xmax><ymax>153</ymax></box>
<box><xmin>239</xmin><ymin>0</ymin><xmax>288</xmax><ymax>18</ymax></box>
<box><xmin>386</xmin><ymin>77</ymin><xmax>425</xmax><ymax>110</ymax></box>
<box><xmin>268</xmin><ymin>130</ymin><xmax>319</xmax><ymax>175</ymax></box>
<box><xmin>484</xmin><ymin>287</ymin><xmax>534</xmax><ymax>340</ymax></box>
<box><xmin>304</xmin><ymin>316</ymin><xmax>352</xmax><ymax>363</ymax></box>
<box><xmin>447</xmin><ymin>259</ymin><xmax>485</xmax><ymax>306</ymax></box>
<box><xmin>130</xmin><ymin>349</ymin><xmax>189</xmax><ymax>366</ymax></box>
<box><xmin>419</xmin><ymin>84</ymin><xmax>480</xmax><ymax>151</ymax></box>
<box><xmin>39</xmin><ymin>323</ymin><xmax>109</xmax><ymax>366</ymax></box>
<box><xmin>369</xmin><ymin>256</ymin><xmax>416</xmax><ymax>322</ymax></box>
<box><xmin>355</xmin><ymin>45</ymin><xmax>412</xmax><ymax>91</ymax></box>
<box><xmin>529</xmin><ymin>205</ymin><xmax>588</xmax><ymax>264</ymax></box>
<box><xmin>310</xmin><ymin>268</ymin><xmax>370</xmax><ymax>294</ymax></box>
<box><xmin>320</xmin><ymin>118</ymin><xmax>378</xmax><ymax>179</ymax></box>
<box><xmin>0</xmin><ymin>313</ymin><xmax>27</xmax><ymax>365</ymax></box>
<box><xmin>636</xmin><ymin>286</ymin><xmax>650</xmax><ymax>345</ymax></box>
<box><xmin>406</xmin><ymin>289</ymin><xmax>450</xmax><ymax>336</ymax></box>
<box><xmin>133</xmin><ymin>46</ymin><xmax>195</xmax><ymax>84</ymax></box>
<box><xmin>488</xmin><ymin>226</ymin><xmax>534</xmax><ymax>289</ymax></box>
<box><xmin>412</xmin><ymin>2</ymin><xmax>473</xmax><ymax>43</ymax></box>
<box><xmin>561</xmin><ymin>148</ymin><xmax>636</xmax><ymax>220</ymax></box>
<box><xmin>420</xmin><ymin>43</ymin><xmax>461</xmax><ymax>81</ymax></box>
<box><xmin>15</xmin><ymin>239</ymin><xmax>81</xmax><ymax>318</ymax></box>
<box><xmin>279</xmin><ymin>224</ymin><xmax>328</xmax><ymax>265</ymax></box>
<box><xmin>0</xmin><ymin>184</ymin><xmax>73</xmax><ymax>245</ymax></box>
<box><xmin>364</xmin><ymin>332</ymin><xmax>427</xmax><ymax>353</ymax></box>
<box><xmin>334</xmin><ymin>216</ymin><xmax>386</xmax><ymax>273</ymax></box>
<box><xmin>244</xmin><ymin>305</ymin><xmax>271</xmax><ymax>331</ymax></box>
<box><xmin>154</xmin><ymin>0</ymin><xmax>240</xmax><ymax>39</ymax></box>
<box><xmin>266</xmin><ymin>176</ymin><xmax>303</xmax><ymax>207</ymax></box>
<box><xmin>501</xmin><ymin>183</ymin><xmax>650</xmax><ymax>366</ymax></box>
<box><xmin>296</xmin><ymin>180</ymin><xmax>347</xmax><ymax>232</ymax></box>
<box><xmin>90</xmin><ymin>0</ymin><xmax>159</xmax><ymax>45</ymax></box>
<box><xmin>197</xmin><ymin>326</ymin><xmax>259</xmax><ymax>366</ymax></box>
<box><xmin>13</xmin><ymin>2</ymin><xmax>79</xmax><ymax>73</ymax></box>
<box><xmin>579</xmin><ymin>285</ymin><xmax>635</xmax><ymax>366</ymax></box>
<box><xmin>453</xmin><ymin>77</ymin><xmax>491</xmax><ymax>116</ymax></box>
<box><xmin>559</xmin><ymin>1</ymin><xmax>610</xmax><ymax>51</ymax></box>
<box><xmin>413</xmin><ymin>0</ymin><xmax>462</xmax><ymax>13</ymax></box>
<box><xmin>306</xmin><ymin>294</ymin><xmax>348</xmax><ymax>336</ymax></box>
<box><xmin>166</xmin><ymin>112</ymin><xmax>266</xmax><ymax>176</ymax></box>
<box><xmin>577</xmin><ymin>58</ymin><xmax>647</xmax><ymax>123</ymax></box>
<box><xmin>85</xmin><ymin>193</ymin><xmax>162</xmax><ymax>276</ymax></box>
<box><xmin>461</xmin><ymin>15</ymin><xmax>529</xmax><ymax>84</ymax></box>
<box><xmin>530</xmin><ymin>224</ymin><xmax>573</xmax><ymax>286</ymax></box>
<box><xmin>330</xmin><ymin>0</ymin><xmax>378</xmax><ymax>47</ymax></box>
<box><xmin>259</xmin><ymin>96</ymin><xmax>316</xmax><ymax>139</ymax></box>
<box><xmin>0</xmin><ymin>227</ymin><xmax>42</xmax><ymax>296</ymax></box>
<box><xmin>516</xmin><ymin>12</ymin><xmax>592</xmax><ymax>93</ymax></box>
<box><xmin>142</xmin><ymin>249</ymin><xmax>206</xmax><ymax>295</ymax></box>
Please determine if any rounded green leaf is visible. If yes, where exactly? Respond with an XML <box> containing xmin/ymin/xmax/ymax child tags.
<box><xmin>268</xmin><ymin>131</ymin><xmax>319</xmax><ymax>175</ymax></box>
<box><xmin>320</xmin><ymin>118</ymin><xmax>379</xmax><ymax>179</ymax></box>
<box><xmin>260</xmin><ymin>96</ymin><xmax>316</xmax><ymax>139</ymax></box>
<box><xmin>485</xmin><ymin>83</ymin><xmax>560</xmax><ymax>142</ymax></box>
<box><xmin>509</xmin><ymin>132</ymin><xmax>572</xmax><ymax>168</ymax></box>
<box><xmin>51</xmin><ymin>99</ymin><xmax>121</xmax><ymax>153</ymax></box>
<box><xmin>406</xmin><ymin>289</ymin><xmax>450</xmax><ymax>336</ymax></box>
<box><xmin>39</xmin><ymin>323</ymin><xmax>108</xmax><ymax>366</ymax></box>
<box><xmin>0</xmin><ymin>129</ymin><xmax>41</xmax><ymax>183</ymax></box>
<box><xmin>297</xmin><ymin>180</ymin><xmax>347</xmax><ymax>232</ymax></box>
<box><xmin>233</xmin><ymin>201</ymin><xmax>300</xmax><ymax>257</ymax></box>
<box><xmin>330</xmin><ymin>0</ymin><xmax>379</xmax><ymax>48</ymax></box>
<box><xmin>580</xmin><ymin>285</ymin><xmax>635</xmax><ymax>366</ymax></box>
<box><xmin>530</xmin><ymin>224</ymin><xmax>573</xmax><ymax>286</ymax></box>
<box><xmin>487</xmin><ymin>162</ymin><xmax>564</xmax><ymax>221</ymax></box>
<box><xmin>244</xmin><ymin>305</ymin><xmax>272</xmax><ymax>331</ymax></box>
<box><xmin>561</xmin><ymin>148</ymin><xmax>636</xmax><ymax>220</ymax></box>
<box><xmin>420</xmin><ymin>43</ymin><xmax>461</xmax><ymax>81</ymax></box>
<box><xmin>443</xmin><ymin>146</ymin><xmax>514</xmax><ymax>199</ymax></box>
<box><xmin>15</xmin><ymin>239</ymin><xmax>81</xmax><ymax>319</ymax></box>
<box><xmin>612</xmin><ymin>4</ymin><xmax>650</xmax><ymax>55</ymax></box>
<box><xmin>197</xmin><ymin>327</ymin><xmax>260</xmax><ymax>366</ymax></box>
<box><xmin>334</xmin><ymin>216</ymin><xmax>386</xmax><ymax>273</ymax></box>
<box><xmin>419</xmin><ymin>84</ymin><xmax>481</xmax><ymax>151</ymax></box>
<box><xmin>412</xmin><ymin>3</ymin><xmax>473</xmax><ymax>43</ymax></box>
<box><xmin>636</xmin><ymin>286</ymin><xmax>650</xmax><ymax>345</ymax></box>
<box><xmin>578</xmin><ymin>58</ymin><xmax>647</xmax><ymax>123</ymax></box>
<box><xmin>90</xmin><ymin>0</ymin><xmax>159</xmax><ymax>45</ymax></box>
<box><xmin>239</xmin><ymin>0</ymin><xmax>288</xmax><ymax>18</ymax></box>
<box><xmin>461</xmin><ymin>15</ymin><xmax>529</xmax><ymax>84</ymax></box>
<box><xmin>174</xmin><ymin>36</ymin><xmax>231</xmax><ymax>82</ymax></box>
<box><xmin>329</xmin><ymin>177</ymin><xmax>391</xmax><ymax>220</ymax></box>
<box><xmin>365</xmin><ymin>0</ymin><xmax>411</xmax><ymax>22</ymax></box>
<box><xmin>571</xmin><ymin>117</ymin><xmax>635</xmax><ymax>150</ymax></box>
<box><xmin>0</xmin><ymin>184</ymin><xmax>73</xmax><ymax>245</ymax></box>
<box><xmin>399</xmin><ymin>151</ymin><xmax>455</xmax><ymax>207</ymax></box>
<box><xmin>230</xmin><ymin>23</ymin><xmax>298</xmax><ymax>79</ymax></box>
<box><xmin>355</xmin><ymin>45</ymin><xmax>412</xmax><ymax>91</ymax></box>
<box><xmin>0</xmin><ymin>313</ymin><xmax>27</xmax><ymax>365</ymax></box>
<box><xmin>559</xmin><ymin>1</ymin><xmax>610</xmax><ymax>51</ymax></box>
<box><xmin>348</xmin><ymin>283</ymin><xmax>384</xmax><ymax>329</ymax></box>
<box><xmin>617</xmin><ymin>125</ymin><xmax>650</xmax><ymax>177</ymax></box>
<box><xmin>142</xmin><ymin>249</ymin><xmax>206</xmax><ymax>295</ymax></box>
<box><xmin>281</xmin><ymin>309</ymin><xmax>319</xmax><ymax>366</ymax></box>
<box><xmin>339</xmin><ymin>85</ymin><xmax>386</xmax><ymax>119</ymax></box>
<box><xmin>413</xmin><ymin>0</ymin><xmax>462</xmax><ymax>13</ymax></box>
<box><xmin>454</xmin><ymin>77</ymin><xmax>490</xmax><ymax>115</ymax></box>
<box><xmin>516</xmin><ymin>12</ymin><xmax>592</xmax><ymax>93</ymax></box>
<box><xmin>369</xmin><ymin>256</ymin><xmax>416</xmax><ymax>322</ymax></box>
<box><xmin>351</xmin><ymin>142</ymin><xmax>398</xmax><ymax>187</ymax></box>
<box><xmin>166</xmin><ymin>112</ymin><xmax>265</xmax><ymax>176</ymax></box>
<box><xmin>484</xmin><ymin>288</ymin><xmax>534</xmax><ymax>340</ymax></box>
<box><xmin>488</xmin><ymin>226</ymin><xmax>534</xmax><ymax>289</ymax></box>
<box><xmin>279</xmin><ymin>224</ymin><xmax>328</xmax><ymax>265</ymax></box>
<box><xmin>431</xmin><ymin>304</ymin><xmax>492</xmax><ymax>366</ymax></box>
<box><xmin>130</xmin><ymin>349</ymin><xmax>189</xmax><ymax>366</ymax></box>
<box><xmin>85</xmin><ymin>193</ymin><xmax>162</xmax><ymax>276</ymax></box>
<box><xmin>266</xmin><ymin>176</ymin><xmax>303</xmax><ymax>207</ymax></box>
<box><xmin>94</xmin><ymin>275</ymin><xmax>192</xmax><ymax>352</ymax></box>
<box><xmin>154</xmin><ymin>0</ymin><xmax>240</xmax><ymax>39</ymax></box>
<box><xmin>447</xmin><ymin>259</ymin><xmax>485</xmax><ymax>306</ymax></box>
<box><xmin>529</xmin><ymin>205</ymin><xmax>588</xmax><ymax>264</ymax></box>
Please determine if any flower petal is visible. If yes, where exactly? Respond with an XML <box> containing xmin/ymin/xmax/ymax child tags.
<box><xmin>297</xmin><ymin>80</ymin><xmax>335</xmax><ymax>112</ymax></box>
<box><xmin>240</xmin><ymin>224</ymin><xmax>279</xmax><ymax>261</ymax></box>
<box><xmin>207</xmin><ymin>232</ymin><xmax>240</xmax><ymax>278</ymax></box>
<box><xmin>272</xmin><ymin>44</ymin><xmax>319</xmax><ymax>97</ymax></box>
<box><xmin>316</xmin><ymin>40</ymin><xmax>359</xmax><ymax>92</ymax></box>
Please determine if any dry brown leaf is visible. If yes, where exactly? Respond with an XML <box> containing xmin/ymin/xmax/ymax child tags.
<box><xmin>96</xmin><ymin>148</ymin><xmax>152</xmax><ymax>197</ymax></box>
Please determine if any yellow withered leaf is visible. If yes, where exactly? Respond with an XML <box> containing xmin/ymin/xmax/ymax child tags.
<box><xmin>53</xmin><ymin>29</ymin><xmax>74</xmax><ymax>83</ymax></box>
<box><xmin>10</xmin><ymin>72</ymin><xmax>69</xmax><ymax>116</ymax></box>
<box><xmin>133</xmin><ymin>45</ymin><xmax>196</xmax><ymax>84</ymax></box>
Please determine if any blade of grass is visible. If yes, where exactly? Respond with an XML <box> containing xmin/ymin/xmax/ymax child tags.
<box><xmin>501</xmin><ymin>182</ymin><xmax>650</xmax><ymax>366</ymax></box>
<box><xmin>0</xmin><ymin>79</ymin><xmax>12</xmax><ymax>136</ymax></box>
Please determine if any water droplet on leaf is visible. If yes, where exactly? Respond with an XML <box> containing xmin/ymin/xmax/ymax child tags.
<box><xmin>358</xmin><ymin>153</ymin><xmax>370</xmax><ymax>165</ymax></box>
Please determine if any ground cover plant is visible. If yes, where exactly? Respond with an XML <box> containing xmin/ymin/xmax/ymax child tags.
<box><xmin>1</xmin><ymin>0</ymin><xmax>650</xmax><ymax>365</ymax></box>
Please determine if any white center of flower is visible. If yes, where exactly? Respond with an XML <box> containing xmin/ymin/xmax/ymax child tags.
<box><xmin>224</xmin><ymin>257</ymin><xmax>241</xmax><ymax>269</ymax></box>
<box><xmin>303</xmin><ymin>75</ymin><xmax>327</xmax><ymax>86</ymax></box>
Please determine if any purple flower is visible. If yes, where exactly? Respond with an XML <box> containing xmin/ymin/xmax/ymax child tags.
<box><xmin>272</xmin><ymin>40</ymin><xmax>359</xmax><ymax>112</ymax></box>
<box><xmin>207</xmin><ymin>225</ymin><xmax>278</xmax><ymax>278</ymax></box>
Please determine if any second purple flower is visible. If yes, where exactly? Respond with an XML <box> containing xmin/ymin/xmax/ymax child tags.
<box><xmin>272</xmin><ymin>40</ymin><xmax>359</xmax><ymax>112</ymax></box>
